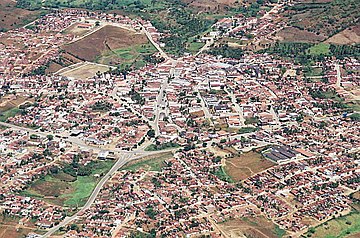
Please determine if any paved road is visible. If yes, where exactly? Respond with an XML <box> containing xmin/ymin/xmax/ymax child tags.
<box><xmin>195</xmin><ymin>38</ymin><xmax>214</xmax><ymax>57</ymax></box>
<box><xmin>141</xmin><ymin>25</ymin><xmax>170</xmax><ymax>60</ymax></box>
<box><xmin>224</xmin><ymin>87</ymin><xmax>245</xmax><ymax>126</ymax></box>
<box><xmin>335</xmin><ymin>64</ymin><xmax>341</xmax><ymax>88</ymax></box>
<box><xmin>0</xmin><ymin>121</ymin><xmax>174</xmax><ymax>156</ymax></box>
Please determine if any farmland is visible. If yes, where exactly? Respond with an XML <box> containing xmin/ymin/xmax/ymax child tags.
<box><xmin>282</xmin><ymin>0</ymin><xmax>359</xmax><ymax>39</ymax></box>
<box><xmin>276</xmin><ymin>27</ymin><xmax>326</xmax><ymax>44</ymax></box>
<box><xmin>224</xmin><ymin>151</ymin><xmax>275</xmax><ymax>182</ymax></box>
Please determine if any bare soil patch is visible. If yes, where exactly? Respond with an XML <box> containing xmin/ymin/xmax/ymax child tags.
<box><xmin>0</xmin><ymin>0</ymin><xmax>42</xmax><ymax>30</ymax></box>
<box><xmin>60</xmin><ymin>63</ymin><xmax>110</xmax><ymax>80</ymax></box>
<box><xmin>325</xmin><ymin>25</ymin><xmax>360</xmax><ymax>45</ymax></box>
<box><xmin>182</xmin><ymin>0</ymin><xmax>244</xmax><ymax>11</ymax></box>
<box><xmin>225</xmin><ymin>151</ymin><xmax>275</xmax><ymax>181</ymax></box>
<box><xmin>276</xmin><ymin>27</ymin><xmax>326</xmax><ymax>43</ymax></box>
<box><xmin>63</xmin><ymin>23</ymin><xmax>91</xmax><ymax>37</ymax></box>
<box><xmin>0</xmin><ymin>95</ymin><xmax>33</xmax><ymax>112</ymax></box>
<box><xmin>62</xmin><ymin>25</ymin><xmax>148</xmax><ymax>62</ymax></box>
<box><xmin>0</xmin><ymin>216</ymin><xmax>38</xmax><ymax>238</ymax></box>
<box><xmin>218</xmin><ymin>216</ymin><xmax>284</xmax><ymax>238</ymax></box>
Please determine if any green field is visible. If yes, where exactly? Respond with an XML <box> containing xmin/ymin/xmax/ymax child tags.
<box><xmin>98</xmin><ymin>43</ymin><xmax>157</xmax><ymax>69</ymax></box>
<box><xmin>122</xmin><ymin>152</ymin><xmax>173</xmax><ymax>172</ymax></box>
<box><xmin>0</xmin><ymin>108</ymin><xmax>20</xmax><ymax>122</ymax></box>
<box><xmin>187</xmin><ymin>42</ymin><xmax>205</xmax><ymax>54</ymax></box>
<box><xmin>308</xmin><ymin>43</ymin><xmax>330</xmax><ymax>55</ymax></box>
<box><xmin>20</xmin><ymin>160</ymin><xmax>114</xmax><ymax>207</ymax></box>
<box><xmin>212</xmin><ymin>166</ymin><xmax>234</xmax><ymax>183</ymax></box>
<box><xmin>306</xmin><ymin>211</ymin><xmax>360</xmax><ymax>238</ymax></box>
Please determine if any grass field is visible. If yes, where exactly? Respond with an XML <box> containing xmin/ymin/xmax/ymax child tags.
<box><xmin>122</xmin><ymin>152</ymin><xmax>173</xmax><ymax>172</ymax></box>
<box><xmin>186</xmin><ymin>42</ymin><xmax>205</xmax><ymax>54</ymax></box>
<box><xmin>212</xmin><ymin>166</ymin><xmax>234</xmax><ymax>183</ymax></box>
<box><xmin>98</xmin><ymin>43</ymin><xmax>157</xmax><ymax>69</ymax></box>
<box><xmin>20</xmin><ymin>160</ymin><xmax>114</xmax><ymax>207</ymax></box>
<box><xmin>218</xmin><ymin>215</ymin><xmax>286</xmax><ymax>238</ymax></box>
<box><xmin>225</xmin><ymin>151</ymin><xmax>275</xmax><ymax>182</ymax></box>
<box><xmin>308</xmin><ymin>43</ymin><xmax>330</xmax><ymax>55</ymax></box>
<box><xmin>0</xmin><ymin>108</ymin><xmax>21</xmax><ymax>122</ymax></box>
<box><xmin>306</xmin><ymin>211</ymin><xmax>360</xmax><ymax>238</ymax></box>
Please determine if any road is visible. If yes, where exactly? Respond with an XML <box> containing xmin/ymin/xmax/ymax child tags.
<box><xmin>224</xmin><ymin>87</ymin><xmax>246</xmax><ymax>126</ymax></box>
<box><xmin>335</xmin><ymin>63</ymin><xmax>341</xmax><ymax>88</ymax></box>
<box><xmin>0</xmin><ymin>121</ymin><xmax>175</xmax><ymax>156</ymax></box>
<box><xmin>195</xmin><ymin>38</ymin><xmax>214</xmax><ymax>57</ymax></box>
<box><xmin>141</xmin><ymin>25</ymin><xmax>171</xmax><ymax>60</ymax></box>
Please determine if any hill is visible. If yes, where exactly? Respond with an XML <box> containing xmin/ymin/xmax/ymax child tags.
<box><xmin>0</xmin><ymin>0</ymin><xmax>44</xmax><ymax>31</ymax></box>
<box><xmin>278</xmin><ymin>0</ymin><xmax>360</xmax><ymax>44</ymax></box>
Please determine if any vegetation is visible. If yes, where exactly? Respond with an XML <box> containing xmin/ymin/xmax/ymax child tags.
<box><xmin>207</xmin><ymin>44</ymin><xmax>244</xmax><ymax>59</ymax></box>
<box><xmin>261</xmin><ymin>42</ymin><xmax>360</xmax><ymax>65</ymax></box>
<box><xmin>245</xmin><ymin>117</ymin><xmax>260</xmax><ymax>125</ymax></box>
<box><xmin>349</xmin><ymin>113</ymin><xmax>360</xmax><ymax>122</ymax></box>
<box><xmin>187</xmin><ymin>42</ymin><xmax>205</xmax><ymax>54</ymax></box>
<box><xmin>145</xmin><ymin>141</ymin><xmax>179</xmax><ymax>151</ymax></box>
<box><xmin>21</xmin><ymin>158</ymin><xmax>114</xmax><ymax>207</ymax></box>
<box><xmin>122</xmin><ymin>152</ymin><xmax>173</xmax><ymax>172</ymax></box>
<box><xmin>98</xmin><ymin>43</ymin><xmax>158</xmax><ymax>69</ymax></box>
<box><xmin>0</xmin><ymin>108</ymin><xmax>21</xmax><ymax>122</ymax></box>
<box><xmin>238</xmin><ymin>127</ymin><xmax>258</xmax><ymax>134</ymax></box>
<box><xmin>305</xmin><ymin>211</ymin><xmax>360</xmax><ymax>238</ymax></box>
<box><xmin>212</xmin><ymin>166</ymin><xmax>233</xmax><ymax>183</ymax></box>
<box><xmin>91</xmin><ymin>101</ymin><xmax>113</xmax><ymax>112</ymax></box>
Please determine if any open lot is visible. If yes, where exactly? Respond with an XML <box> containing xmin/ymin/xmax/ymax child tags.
<box><xmin>306</xmin><ymin>211</ymin><xmax>360</xmax><ymax>238</ymax></box>
<box><xmin>59</xmin><ymin>62</ymin><xmax>110</xmax><ymax>79</ymax></box>
<box><xmin>0</xmin><ymin>95</ymin><xmax>33</xmax><ymax>112</ymax></box>
<box><xmin>218</xmin><ymin>215</ymin><xmax>286</xmax><ymax>238</ymax></box>
<box><xmin>63</xmin><ymin>22</ymin><xmax>92</xmax><ymax>37</ymax></box>
<box><xmin>0</xmin><ymin>216</ymin><xmax>43</xmax><ymax>238</ymax></box>
<box><xmin>0</xmin><ymin>95</ymin><xmax>33</xmax><ymax>122</ymax></box>
<box><xmin>122</xmin><ymin>152</ymin><xmax>173</xmax><ymax>172</ymax></box>
<box><xmin>276</xmin><ymin>27</ymin><xmax>326</xmax><ymax>43</ymax></box>
<box><xmin>325</xmin><ymin>25</ymin><xmax>360</xmax><ymax>45</ymax></box>
<box><xmin>224</xmin><ymin>151</ymin><xmax>275</xmax><ymax>181</ymax></box>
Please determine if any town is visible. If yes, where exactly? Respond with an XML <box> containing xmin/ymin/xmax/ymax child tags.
<box><xmin>0</xmin><ymin>1</ymin><xmax>359</xmax><ymax>238</ymax></box>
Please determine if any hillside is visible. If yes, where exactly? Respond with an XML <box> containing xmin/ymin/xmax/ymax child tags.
<box><xmin>278</xmin><ymin>0</ymin><xmax>360</xmax><ymax>44</ymax></box>
<box><xmin>0</xmin><ymin>0</ymin><xmax>44</xmax><ymax>31</ymax></box>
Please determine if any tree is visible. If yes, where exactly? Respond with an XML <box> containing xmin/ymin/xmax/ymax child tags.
<box><xmin>147</xmin><ymin>129</ymin><xmax>155</xmax><ymax>138</ymax></box>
